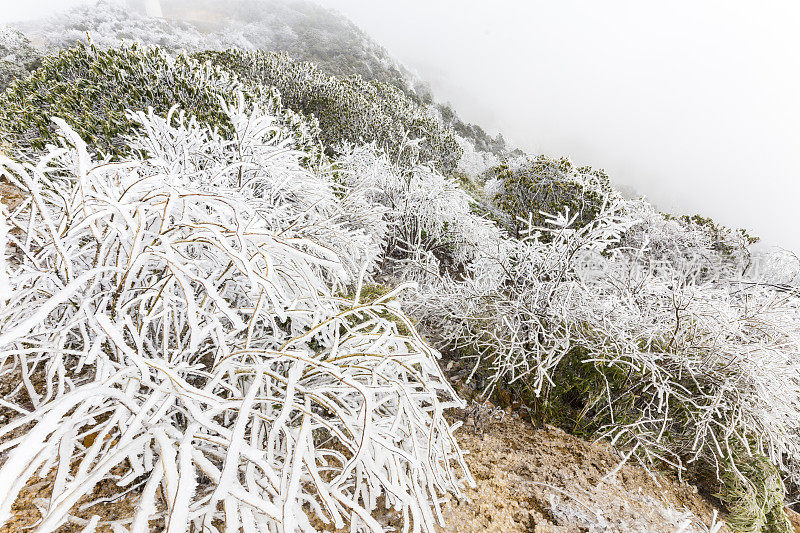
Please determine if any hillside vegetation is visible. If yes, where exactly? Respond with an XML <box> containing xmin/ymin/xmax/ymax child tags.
<box><xmin>1</xmin><ymin>2</ymin><xmax>800</xmax><ymax>532</ymax></box>
<box><xmin>8</xmin><ymin>0</ymin><xmax>506</xmax><ymax>159</ymax></box>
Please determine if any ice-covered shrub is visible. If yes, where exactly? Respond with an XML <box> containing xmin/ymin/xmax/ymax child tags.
<box><xmin>616</xmin><ymin>201</ymin><xmax>759</xmax><ymax>286</ymax></box>
<box><xmin>564</xmin><ymin>254</ymin><xmax>800</xmax><ymax>482</ymax></box>
<box><xmin>489</xmin><ymin>155</ymin><xmax>616</xmax><ymax>238</ymax></box>
<box><xmin>15</xmin><ymin>0</ymin><xmax>421</xmax><ymax>98</ymax></box>
<box><xmin>666</xmin><ymin>213</ymin><xmax>759</xmax><ymax>263</ymax></box>
<box><xmin>2</xmin><ymin>7</ymin><xmax>798</xmax><ymax>530</ymax></box>
<box><xmin>619</xmin><ymin>200</ymin><xmax>728</xmax><ymax>265</ymax></box>
<box><xmin>1</xmin><ymin>39</ymin><xmax>458</xmax><ymax>172</ymax></box>
<box><xmin>454</xmin><ymin>134</ymin><xmax>499</xmax><ymax>178</ymax></box>
<box><xmin>334</xmin><ymin>144</ymin><xmax>508</xmax><ymax>282</ymax></box>
<box><xmin>0</xmin><ymin>101</ymin><xmax>469</xmax><ymax>531</ymax></box>
<box><xmin>0</xmin><ymin>43</ymin><xmax>230</xmax><ymax>156</ymax></box>
<box><xmin>0</xmin><ymin>43</ymin><xmax>321</xmax><ymax>163</ymax></box>
<box><xmin>411</xmin><ymin>193</ymin><xmax>800</xmax><ymax>497</ymax></box>
<box><xmin>435</xmin><ymin>102</ymin><xmax>508</xmax><ymax>157</ymax></box>
<box><xmin>750</xmin><ymin>248</ymin><xmax>800</xmax><ymax>289</ymax></box>
<box><xmin>0</xmin><ymin>26</ymin><xmax>42</xmax><ymax>92</ymax></box>
<box><xmin>413</xmin><ymin>200</ymin><xmax>633</xmax><ymax>395</ymax></box>
<box><xmin>10</xmin><ymin>1</ymin><xmax>465</xmax><ymax>171</ymax></box>
<box><xmin>196</xmin><ymin>49</ymin><xmax>461</xmax><ymax>172</ymax></box>
<box><xmin>0</xmin><ymin>205</ymin><xmax>9</xmax><ymax>303</ymax></box>
<box><xmin>334</xmin><ymin>133</ymin><xmax>797</xmax><ymax>530</ymax></box>
<box><xmin>15</xmin><ymin>1</ymin><xmax>217</xmax><ymax>54</ymax></box>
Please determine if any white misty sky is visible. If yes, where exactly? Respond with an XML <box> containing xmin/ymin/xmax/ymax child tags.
<box><xmin>0</xmin><ymin>0</ymin><xmax>86</xmax><ymax>21</ymax></box>
<box><xmin>2</xmin><ymin>1</ymin><xmax>799</xmax><ymax>253</ymax></box>
<box><xmin>315</xmin><ymin>0</ymin><xmax>800</xmax><ymax>254</ymax></box>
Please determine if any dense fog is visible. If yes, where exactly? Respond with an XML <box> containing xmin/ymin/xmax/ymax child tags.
<box><xmin>315</xmin><ymin>0</ymin><xmax>800</xmax><ymax>255</ymax></box>
<box><xmin>1</xmin><ymin>0</ymin><xmax>798</xmax><ymax>254</ymax></box>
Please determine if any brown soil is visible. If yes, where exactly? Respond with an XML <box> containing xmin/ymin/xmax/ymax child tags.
<box><xmin>2</xmin><ymin>411</ymin><xmax>732</xmax><ymax>532</ymax></box>
<box><xmin>0</xmin><ymin>467</ymin><xmax>145</xmax><ymax>533</ymax></box>
<box><xmin>440</xmin><ymin>412</ymin><xmax>729</xmax><ymax>532</ymax></box>
<box><xmin>0</xmin><ymin>179</ymin><xmax>26</xmax><ymax>211</ymax></box>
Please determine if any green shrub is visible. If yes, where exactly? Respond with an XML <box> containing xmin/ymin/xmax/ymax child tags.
<box><xmin>195</xmin><ymin>49</ymin><xmax>461</xmax><ymax>172</ymax></box>
<box><xmin>721</xmin><ymin>454</ymin><xmax>792</xmax><ymax>533</ymax></box>
<box><xmin>1</xmin><ymin>43</ymin><xmax>459</xmax><ymax>171</ymax></box>
<box><xmin>0</xmin><ymin>43</ymin><xmax>326</xmax><ymax>164</ymax></box>
<box><xmin>0</xmin><ymin>43</ymin><xmax>239</xmax><ymax>157</ymax></box>
<box><xmin>491</xmin><ymin>155</ymin><xmax>613</xmax><ymax>238</ymax></box>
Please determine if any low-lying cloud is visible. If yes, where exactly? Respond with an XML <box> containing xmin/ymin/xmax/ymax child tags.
<box><xmin>319</xmin><ymin>0</ymin><xmax>800</xmax><ymax>253</ymax></box>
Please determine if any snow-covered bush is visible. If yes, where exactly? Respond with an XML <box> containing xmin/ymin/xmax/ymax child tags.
<box><xmin>412</xmin><ymin>195</ymin><xmax>800</xmax><ymax>492</ymax></box>
<box><xmin>454</xmin><ymin>135</ymin><xmax>499</xmax><ymax>178</ymax></box>
<box><xmin>3</xmin><ymin>6</ymin><xmax>800</xmax><ymax>530</ymax></box>
<box><xmin>435</xmin><ymin>103</ymin><xmax>508</xmax><ymax>157</ymax></box>
<box><xmin>0</xmin><ymin>205</ymin><xmax>9</xmax><ymax>303</ymax></box>
<box><xmin>16</xmin><ymin>1</ymin><xmax>221</xmax><ymax>54</ymax></box>
<box><xmin>329</xmin><ymin>133</ymin><xmax>799</xmax><ymax>530</ymax></box>
<box><xmin>1</xmin><ymin>39</ymin><xmax>457</xmax><ymax>172</ymax></box>
<box><xmin>197</xmin><ymin>49</ymin><xmax>461</xmax><ymax>172</ymax></box>
<box><xmin>16</xmin><ymin>0</ymin><xmax>420</xmax><ymax>96</ymax></box>
<box><xmin>413</xmin><ymin>200</ymin><xmax>633</xmax><ymax>395</ymax></box>
<box><xmin>0</xmin><ymin>43</ymin><xmax>321</xmax><ymax>163</ymax></box>
<box><xmin>0</xmin><ymin>100</ymin><xmax>469</xmax><ymax>531</ymax></box>
<box><xmin>0</xmin><ymin>43</ymin><xmax>233</xmax><ymax>157</ymax></box>
<box><xmin>566</xmin><ymin>255</ymin><xmax>800</xmax><ymax>480</ymax></box>
<box><xmin>750</xmin><ymin>248</ymin><xmax>800</xmax><ymax>288</ymax></box>
<box><xmin>0</xmin><ymin>26</ymin><xmax>41</xmax><ymax>92</ymax></box>
<box><xmin>9</xmin><ymin>0</ymin><xmax>464</xmax><ymax>171</ymax></box>
<box><xmin>619</xmin><ymin>200</ymin><xmax>725</xmax><ymax>265</ymax></box>
<box><xmin>335</xmin><ymin>144</ymin><xmax>508</xmax><ymax>282</ymax></box>
<box><xmin>198</xmin><ymin>0</ymin><xmax>419</xmax><ymax>91</ymax></box>
<box><xmin>488</xmin><ymin>155</ymin><xmax>616</xmax><ymax>237</ymax></box>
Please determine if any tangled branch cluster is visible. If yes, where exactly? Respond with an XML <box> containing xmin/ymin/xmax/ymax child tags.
<box><xmin>412</xmin><ymin>190</ymin><xmax>800</xmax><ymax>483</ymax></box>
<box><xmin>0</xmin><ymin>99</ymin><xmax>469</xmax><ymax>531</ymax></box>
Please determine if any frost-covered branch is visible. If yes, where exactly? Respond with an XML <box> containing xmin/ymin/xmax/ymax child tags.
<box><xmin>0</xmin><ymin>101</ymin><xmax>469</xmax><ymax>531</ymax></box>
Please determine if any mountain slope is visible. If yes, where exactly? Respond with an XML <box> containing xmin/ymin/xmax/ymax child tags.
<box><xmin>2</xmin><ymin>2</ymin><xmax>800</xmax><ymax>533</ymax></box>
<box><xmin>8</xmin><ymin>0</ymin><xmax>508</xmax><ymax>160</ymax></box>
